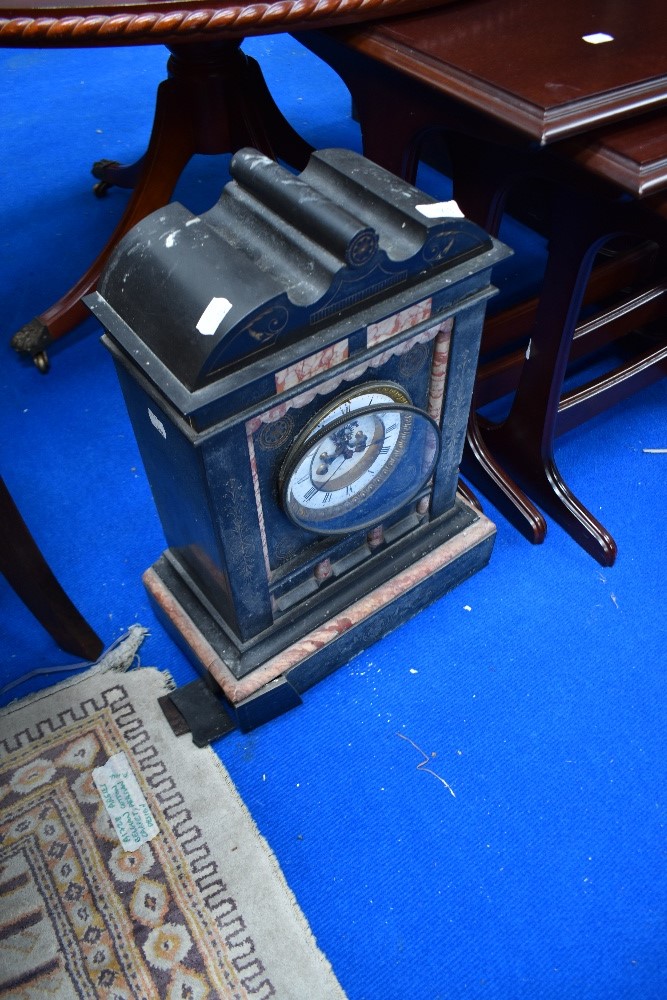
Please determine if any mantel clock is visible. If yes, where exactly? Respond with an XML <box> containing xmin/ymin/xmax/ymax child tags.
<box><xmin>87</xmin><ymin>148</ymin><xmax>510</xmax><ymax>739</ymax></box>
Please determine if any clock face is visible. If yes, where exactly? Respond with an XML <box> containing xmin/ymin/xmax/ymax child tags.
<box><xmin>280</xmin><ymin>382</ymin><xmax>440</xmax><ymax>535</ymax></box>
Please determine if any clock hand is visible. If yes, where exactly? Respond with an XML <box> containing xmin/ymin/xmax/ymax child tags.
<box><xmin>318</xmin><ymin>453</ymin><xmax>348</xmax><ymax>488</ymax></box>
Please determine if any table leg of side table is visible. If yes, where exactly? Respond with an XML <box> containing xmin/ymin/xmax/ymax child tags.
<box><xmin>0</xmin><ymin>477</ymin><xmax>103</xmax><ymax>661</ymax></box>
<box><xmin>442</xmin><ymin>141</ymin><xmax>549</xmax><ymax>544</ymax></box>
<box><xmin>476</xmin><ymin>186</ymin><xmax>621</xmax><ymax>566</ymax></box>
<box><xmin>10</xmin><ymin>40</ymin><xmax>313</xmax><ymax>371</ymax></box>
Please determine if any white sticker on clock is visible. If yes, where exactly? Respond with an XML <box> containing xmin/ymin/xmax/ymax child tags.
<box><xmin>415</xmin><ymin>201</ymin><xmax>465</xmax><ymax>219</ymax></box>
<box><xmin>196</xmin><ymin>296</ymin><xmax>233</xmax><ymax>336</ymax></box>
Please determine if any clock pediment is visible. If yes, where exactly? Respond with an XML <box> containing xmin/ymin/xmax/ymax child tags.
<box><xmin>88</xmin><ymin>148</ymin><xmax>493</xmax><ymax>391</ymax></box>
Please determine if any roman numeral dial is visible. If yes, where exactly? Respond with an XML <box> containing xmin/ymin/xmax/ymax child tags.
<box><xmin>280</xmin><ymin>381</ymin><xmax>441</xmax><ymax>536</ymax></box>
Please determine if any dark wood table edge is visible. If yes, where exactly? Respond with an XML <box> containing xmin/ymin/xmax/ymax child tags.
<box><xmin>303</xmin><ymin>24</ymin><xmax>667</xmax><ymax>145</ymax></box>
<box><xmin>0</xmin><ymin>0</ymin><xmax>444</xmax><ymax>47</ymax></box>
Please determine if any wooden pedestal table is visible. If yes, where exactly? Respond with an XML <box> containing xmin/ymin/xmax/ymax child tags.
<box><xmin>1</xmin><ymin>0</ymin><xmax>442</xmax><ymax>370</ymax></box>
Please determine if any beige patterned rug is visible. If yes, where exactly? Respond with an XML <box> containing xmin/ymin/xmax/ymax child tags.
<box><xmin>0</xmin><ymin>638</ymin><xmax>344</xmax><ymax>999</ymax></box>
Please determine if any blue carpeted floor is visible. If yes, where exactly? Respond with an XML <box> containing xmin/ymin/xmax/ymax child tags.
<box><xmin>1</xmin><ymin>36</ymin><xmax>666</xmax><ymax>1000</ymax></box>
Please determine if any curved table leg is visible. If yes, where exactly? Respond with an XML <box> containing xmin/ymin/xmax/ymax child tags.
<box><xmin>462</xmin><ymin>409</ymin><xmax>548</xmax><ymax>543</ymax></box>
<box><xmin>478</xmin><ymin>188</ymin><xmax>620</xmax><ymax>566</ymax></box>
<box><xmin>11</xmin><ymin>76</ymin><xmax>195</xmax><ymax>369</ymax></box>
<box><xmin>449</xmin><ymin>139</ymin><xmax>548</xmax><ymax>543</ymax></box>
<box><xmin>0</xmin><ymin>477</ymin><xmax>103</xmax><ymax>661</ymax></box>
<box><xmin>448</xmin><ymin>135</ymin><xmax>622</xmax><ymax>562</ymax></box>
<box><xmin>11</xmin><ymin>41</ymin><xmax>313</xmax><ymax>369</ymax></box>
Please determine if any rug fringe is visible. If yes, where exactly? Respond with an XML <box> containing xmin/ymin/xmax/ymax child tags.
<box><xmin>89</xmin><ymin>625</ymin><xmax>150</xmax><ymax>674</ymax></box>
<box><xmin>0</xmin><ymin>625</ymin><xmax>150</xmax><ymax>713</ymax></box>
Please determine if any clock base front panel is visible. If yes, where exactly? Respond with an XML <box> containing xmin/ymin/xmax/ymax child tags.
<box><xmin>144</xmin><ymin>502</ymin><xmax>496</xmax><ymax>735</ymax></box>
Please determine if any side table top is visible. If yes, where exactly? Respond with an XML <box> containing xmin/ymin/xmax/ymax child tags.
<box><xmin>0</xmin><ymin>0</ymin><xmax>443</xmax><ymax>47</ymax></box>
<box><xmin>557</xmin><ymin>108</ymin><xmax>667</xmax><ymax>199</ymax></box>
<box><xmin>326</xmin><ymin>0</ymin><xmax>667</xmax><ymax>143</ymax></box>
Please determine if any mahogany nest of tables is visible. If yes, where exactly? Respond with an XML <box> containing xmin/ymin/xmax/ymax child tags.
<box><xmin>296</xmin><ymin>0</ymin><xmax>667</xmax><ymax>567</ymax></box>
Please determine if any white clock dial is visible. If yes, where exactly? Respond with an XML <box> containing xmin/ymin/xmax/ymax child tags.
<box><xmin>280</xmin><ymin>383</ymin><xmax>441</xmax><ymax>536</ymax></box>
<box><xmin>290</xmin><ymin>407</ymin><xmax>406</xmax><ymax>511</ymax></box>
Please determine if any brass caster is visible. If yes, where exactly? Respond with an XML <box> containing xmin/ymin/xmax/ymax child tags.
<box><xmin>33</xmin><ymin>351</ymin><xmax>50</xmax><ymax>374</ymax></box>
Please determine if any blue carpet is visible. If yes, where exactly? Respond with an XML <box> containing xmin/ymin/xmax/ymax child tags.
<box><xmin>1</xmin><ymin>36</ymin><xmax>666</xmax><ymax>1000</ymax></box>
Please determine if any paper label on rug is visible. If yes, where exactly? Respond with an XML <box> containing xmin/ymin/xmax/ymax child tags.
<box><xmin>93</xmin><ymin>750</ymin><xmax>159</xmax><ymax>850</ymax></box>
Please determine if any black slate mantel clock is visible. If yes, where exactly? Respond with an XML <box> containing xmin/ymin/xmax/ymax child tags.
<box><xmin>87</xmin><ymin>147</ymin><xmax>510</xmax><ymax>740</ymax></box>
